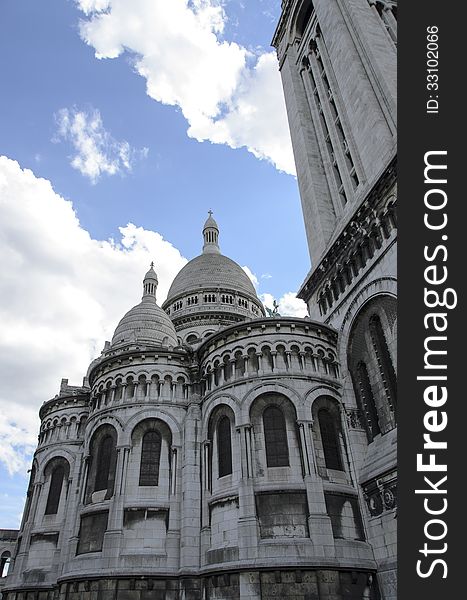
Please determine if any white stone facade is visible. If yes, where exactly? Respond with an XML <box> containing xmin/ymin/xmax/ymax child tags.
<box><xmin>3</xmin><ymin>3</ymin><xmax>397</xmax><ymax>598</ymax></box>
<box><xmin>4</xmin><ymin>215</ymin><xmax>383</xmax><ymax>600</ymax></box>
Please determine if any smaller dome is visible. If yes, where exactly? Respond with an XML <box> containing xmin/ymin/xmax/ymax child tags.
<box><xmin>111</xmin><ymin>265</ymin><xmax>178</xmax><ymax>348</ymax></box>
<box><xmin>111</xmin><ymin>302</ymin><xmax>178</xmax><ymax>348</ymax></box>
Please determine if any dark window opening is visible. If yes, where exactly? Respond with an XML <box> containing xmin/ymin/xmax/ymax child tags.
<box><xmin>369</xmin><ymin>314</ymin><xmax>397</xmax><ymax>413</ymax></box>
<box><xmin>139</xmin><ymin>430</ymin><xmax>162</xmax><ymax>486</ymax></box>
<box><xmin>217</xmin><ymin>416</ymin><xmax>232</xmax><ymax>477</ymax></box>
<box><xmin>356</xmin><ymin>361</ymin><xmax>381</xmax><ymax>440</ymax></box>
<box><xmin>263</xmin><ymin>406</ymin><xmax>289</xmax><ymax>467</ymax></box>
<box><xmin>318</xmin><ymin>409</ymin><xmax>343</xmax><ymax>471</ymax></box>
<box><xmin>296</xmin><ymin>1</ymin><xmax>315</xmax><ymax>37</ymax></box>
<box><xmin>1</xmin><ymin>552</ymin><xmax>11</xmax><ymax>578</ymax></box>
<box><xmin>45</xmin><ymin>465</ymin><xmax>65</xmax><ymax>515</ymax></box>
<box><xmin>95</xmin><ymin>435</ymin><xmax>113</xmax><ymax>492</ymax></box>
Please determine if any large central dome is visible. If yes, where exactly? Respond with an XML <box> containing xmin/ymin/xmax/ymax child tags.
<box><xmin>162</xmin><ymin>213</ymin><xmax>265</xmax><ymax>343</ymax></box>
<box><xmin>167</xmin><ymin>252</ymin><xmax>257</xmax><ymax>299</ymax></box>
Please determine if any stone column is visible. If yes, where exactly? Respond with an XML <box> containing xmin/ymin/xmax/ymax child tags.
<box><xmin>270</xmin><ymin>351</ymin><xmax>277</xmax><ymax>371</ymax></box>
<box><xmin>180</xmin><ymin>401</ymin><xmax>202</xmax><ymax>571</ymax></box>
<box><xmin>311</xmin><ymin>354</ymin><xmax>318</xmax><ymax>371</ymax></box>
<box><xmin>170</xmin><ymin>447</ymin><xmax>178</xmax><ymax>495</ymax></box>
<box><xmin>202</xmin><ymin>440</ymin><xmax>211</xmax><ymax>492</ymax></box>
<box><xmin>230</xmin><ymin>358</ymin><xmax>236</xmax><ymax>379</ymax></box>
<box><xmin>256</xmin><ymin>352</ymin><xmax>263</xmax><ymax>374</ymax></box>
<box><xmin>149</xmin><ymin>378</ymin><xmax>158</xmax><ymax>400</ymax></box>
<box><xmin>297</xmin><ymin>420</ymin><xmax>313</xmax><ymax>476</ymax></box>
<box><xmin>105</xmin><ymin>446</ymin><xmax>129</xmax><ymax>567</ymax></box>
<box><xmin>9</xmin><ymin>477</ymin><xmax>44</xmax><ymax>583</ymax></box>
<box><xmin>302</xmin><ymin>420</ymin><xmax>335</xmax><ymax>558</ymax></box>
<box><xmin>237</xmin><ymin>424</ymin><xmax>259</xmax><ymax>562</ymax></box>
<box><xmin>218</xmin><ymin>364</ymin><xmax>225</xmax><ymax>386</ymax></box>
<box><xmin>167</xmin><ymin>445</ymin><xmax>182</xmax><ymax>570</ymax></box>
<box><xmin>299</xmin><ymin>351</ymin><xmax>306</xmax><ymax>371</ymax></box>
<box><xmin>243</xmin><ymin>354</ymin><xmax>249</xmax><ymax>377</ymax></box>
<box><xmin>200</xmin><ymin>441</ymin><xmax>212</xmax><ymax>565</ymax></box>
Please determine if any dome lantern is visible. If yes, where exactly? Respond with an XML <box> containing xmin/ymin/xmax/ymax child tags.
<box><xmin>143</xmin><ymin>262</ymin><xmax>158</xmax><ymax>302</ymax></box>
<box><xmin>202</xmin><ymin>210</ymin><xmax>220</xmax><ymax>255</ymax></box>
<box><xmin>110</xmin><ymin>264</ymin><xmax>178</xmax><ymax>348</ymax></box>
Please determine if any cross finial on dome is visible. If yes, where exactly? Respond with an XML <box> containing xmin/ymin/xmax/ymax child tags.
<box><xmin>150</xmin><ymin>261</ymin><xmax>154</xmax><ymax>268</ymax></box>
<box><xmin>203</xmin><ymin>210</ymin><xmax>220</xmax><ymax>254</ymax></box>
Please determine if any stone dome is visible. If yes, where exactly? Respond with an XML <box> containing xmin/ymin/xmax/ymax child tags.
<box><xmin>111</xmin><ymin>265</ymin><xmax>178</xmax><ymax>348</ymax></box>
<box><xmin>111</xmin><ymin>301</ymin><xmax>178</xmax><ymax>348</ymax></box>
<box><xmin>166</xmin><ymin>252</ymin><xmax>257</xmax><ymax>300</ymax></box>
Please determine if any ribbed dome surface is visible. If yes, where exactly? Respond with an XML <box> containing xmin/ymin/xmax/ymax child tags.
<box><xmin>111</xmin><ymin>298</ymin><xmax>178</xmax><ymax>348</ymax></box>
<box><xmin>166</xmin><ymin>253</ymin><xmax>257</xmax><ymax>300</ymax></box>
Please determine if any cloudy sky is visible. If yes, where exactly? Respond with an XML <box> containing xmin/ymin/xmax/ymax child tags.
<box><xmin>0</xmin><ymin>0</ymin><xmax>309</xmax><ymax>527</ymax></box>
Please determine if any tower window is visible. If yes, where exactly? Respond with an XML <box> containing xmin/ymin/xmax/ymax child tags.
<box><xmin>263</xmin><ymin>406</ymin><xmax>289</xmax><ymax>467</ymax></box>
<box><xmin>296</xmin><ymin>1</ymin><xmax>316</xmax><ymax>37</ymax></box>
<box><xmin>139</xmin><ymin>430</ymin><xmax>162</xmax><ymax>486</ymax></box>
<box><xmin>369</xmin><ymin>315</ymin><xmax>397</xmax><ymax>412</ymax></box>
<box><xmin>305</xmin><ymin>42</ymin><xmax>360</xmax><ymax>205</ymax></box>
<box><xmin>45</xmin><ymin>464</ymin><xmax>65</xmax><ymax>515</ymax></box>
<box><xmin>318</xmin><ymin>409</ymin><xmax>343</xmax><ymax>471</ymax></box>
<box><xmin>95</xmin><ymin>435</ymin><xmax>114</xmax><ymax>492</ymax></box>
<box><xmin>1</xmin><ymin>552</ymin><xmax>11</xmax><ymax>578</ymax></box>
<box><xmin>217</xmin><ymin>416</ymin><xmax>232</xmax><ymax>477</ymax></box>
<box><xmin>356</xmin><ymin>361</ymin><xmax>381</xmax><ymax>440</ymax></box>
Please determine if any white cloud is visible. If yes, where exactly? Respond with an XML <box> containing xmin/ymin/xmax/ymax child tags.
<box><xmin>75</xmin><ymin>0</ymin><xmax>295</xmax><ymax>175</ymax></box>
<box><xmin>0</xmin><ymin>154</ymin><xmax>300</xmax><ymax>474</ymax></box>
<box><xmin>242</xmin><ymin>265</ymin><xmax>259</xmax><ymax>288</ymax></box>
<box><xmin>0</xmin><ymin>156</ymin><xmax>187</xmax><ymax>473</ymax></box>
<box><xmin>261</xmin><ymin>292</ymin><xmax>308</xmax><ymax>318</ymax></box>
<box><xmin>54</xmin><ymin>107</ymin><xmax>148</xmax><ymax>183</ymax></box>
<box><xmin>77</xmin><ymin>0</ymin><xmax>110</xmax><ymax>16</ymax></box>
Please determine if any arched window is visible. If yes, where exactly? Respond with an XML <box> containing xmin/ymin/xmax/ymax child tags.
<box><xmin>217</xmin><ymin>416</ymin><xmax>232</xmax><ymax>477</ymax></box>
<box><xmin>263</xmin><ymin>406</ymin><xmax>289</xmax><ymax>467</ymax></box>
<box><xmin>1</xmin><ymin>551</ymin><xmax>11</xmax><ymax>578</ymax></box>
<box><xmin>85</xmin><ymin>426</ymin><xmax>118</xmax><ymax>504</ymax></box>
<box><xmin>23</xmin><ymin>466</ymin><xmax>36</xmax><ymax>524</ymax></box>
<box><xmin>45</xmin><ymin>464</ymin><xmax>65</xmax><ymax>515</ymax></box>
<box><xmin>139</xmin><ymin>430</ymin><xmax>162</xmax><ymax>486</ymax></box>
<box><xmin>95</xmin><ymin>435</ymin><xmax>114</xmax><ymax>492</ymax></box>
<box><xmin>296</xmin><ymin>1</ymin><xmax>315</xmax><ymax>37</ymax></box>
<box><xmin>356</xmin><ymin>361</ymin><xmax>381</xmax><ymax>440</ymax></box>
<box><xmin>348</xmin><ymin>296</ymin><xmax>397</xmax><ymax>439</ymax></box>
<box><xmin>318</xmin><ymin>409</ymin><xmax>343</xmax><ymax>471</ymax></box>
<box><xmin>369</xmin><ymin>314</ymin><xmax>397</xmax><ymax>412</ymax></box>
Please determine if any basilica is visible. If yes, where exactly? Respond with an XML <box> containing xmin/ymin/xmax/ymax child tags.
<box><xmin>1</xmin><ymin>1</ymin><xmax>397</xmax><ymax>599</ymax></box>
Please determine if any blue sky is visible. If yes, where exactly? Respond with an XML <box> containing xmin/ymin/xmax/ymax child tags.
<box><xmin>0</xmin><ymin>0</ymin><xmax>308</xmax><ymax>527</ymax></box>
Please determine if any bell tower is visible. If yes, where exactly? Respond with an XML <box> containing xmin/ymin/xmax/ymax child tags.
<box><xmin>273</xmin><ymin>0</ymin><xmax>396</xmax><ymax>268</ymax></box>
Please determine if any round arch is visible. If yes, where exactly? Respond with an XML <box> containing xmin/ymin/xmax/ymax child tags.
<box><xmin>123</xmin><ymin>408</ymin><xmax>182</xmax><ymax>447</ymax></box>
<box><xmin>241</xmin><ymin>381</ymin><xmax>303</xmax><ymax>423</ymax></box>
